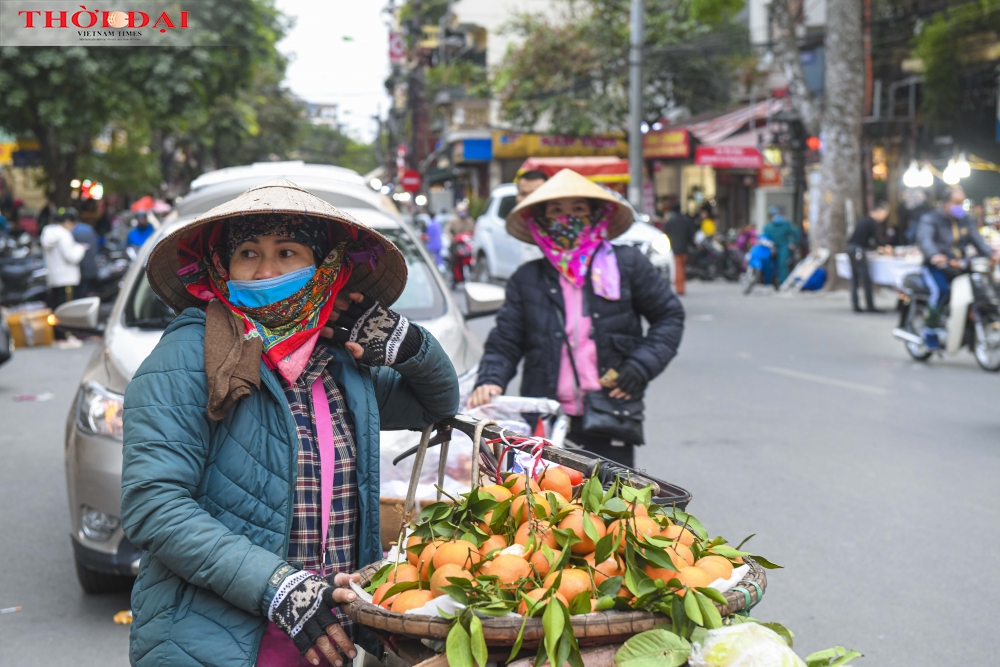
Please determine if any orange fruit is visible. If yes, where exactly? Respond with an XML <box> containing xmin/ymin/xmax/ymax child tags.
<box><xmin>481</xmin><ymin>554</ymin><xmax>532</xmax><ymax>587</ymax></box>
<box><xmin>674</xmin><ymin>566</ymin><xmax>711</xmax><ymax>590</ymax></box>
<box><xmin>543</xmin><ymin>568</ymin><xmax>593</xmax><ymax>603</ymax></box>
<box><xmin>667</xmin><ymin>543</ymin><xmax>695</xmax><ymax>568</ymax></box>
<box><xmin>390</xmin><ymin>589</ymin><xmax>436</xmax><ymax>613</ymax></box>
<box><xmin>511</xmin><ymin>493</ymin><xmax>551</xmax><ymax>525</ymax></box>
<box><xmin>479</xmin><ymin>534</ymin><xmax>507</xmax><ymax>557</ymax></box>
<box><xmin>584</xmin><ymin>553</ymin><xmax>625</xmax><ymax>585</ymax></box>
<box><xmin>627</xmin><ymin>502</ymin><xmax>649</xmax><ymax>517</ymax></box>
<box><xmin>416</xmin><ymin>542</ymin><xmax>440</xmax><ymax>580</ymax></box>
<box><xmin>433</xmin><ymin>540</ymin><xmax>482</xmax><ymax>570</ymax></box>
<box><xmin>505</xmin><ymin>473</ymin><xmax>540</xmax><ymax>496</ymax></box>
<box><xmin>517</xmin><ymin>587</ymin><xmax>568</xmax><ymax>616</ymax></box>
<box><xmin>644</xmin><ymin>564</ymin><xmax>683</xmax><ymax>585</ymax></box>
<box><xmin>617</xmin><ymin>585</ymin><xmax>633</xmax><ymax>600</ymax></box>
<box><xmin>558</xmin><ymin>509</ymin><xmax>606</xmax><ymax>555</ymax></box>
<box><xmin>480</xmin><ymin>484</ymin><xmax>513</xmax><ymax>502</ymax></box>
<box><xmin>372</xmin><ymin>582</ymin><xmax>398</xmax><ymax>607</ymax></box>
<box><xmin>662</xmin><ymin>524</ymin><xmax>696</xmax><ymax>547</ymax></box>
<box><xmin>607</xmin><ymin>516</ymin><xmax>659</xmax><ymax>551</ymax></box>
<box><xmin>387</xmin><ymin>563</ymin><xmax>419</xmax><ymax>584</ymax></box>
<box><xmin>538</xmin><ymin>467</ymin><xmax>573</xmax><ymax>501</ymax></box>
<box><xmin>515</xmin><ymin>520</ymin><xmax>557</xmax><ymax>554</ymax></box>
<box><xmin>529</xmin><ymin>548</ymin><xmax>560</xmax><ymax>577</ymax></box>
<box><xmin>696</xmin><ymin>556</ymin><xmax>734</xmax><ymax>583</ymax></box>
<box><xmin>405</xmin><ymin>535</ymin><xmax>425</xmax><ymax>567</ymax></box>
<box><xmin>430</xmin><ymin>564</ymin><xmax>474</xmax><ymax>596</ymax></box>
<box><xmin>477</xmin><ymin>510</ymin><xmax>495</xmax><ymax>533</ymax></box>
<box><xmin>558</xmin><ymin>466</ymin><xmax>584</xmax><ymax>486</ymax></box>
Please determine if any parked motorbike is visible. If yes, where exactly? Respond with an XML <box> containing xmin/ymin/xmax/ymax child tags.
<box><xmin>0</xmin><ymin>232</ymin><xmax>47</xmax><ymax>306</ymax></box>
<box><xmin>741</xmin><ymin>236</ymin><xmax>775</xmax><ymax>295</ymax></box>
<box><xmin>892</xmin><ymin>256</ymin><xmax>1000</xmax><ymax>371</ymax></box>
<box><xmin>721</xmin><ymin>230</ymin><xmax>744</xmax><ymax>282</ymax></box>
<box><xmin>448</xmin><ymin>232</ymin><xmax>474</xmax><ymax>287</ymax></box>
<box><xmin>686</xmin><ymin>234</ymin><xmax>726</xmax><ymax>281</ymax></box>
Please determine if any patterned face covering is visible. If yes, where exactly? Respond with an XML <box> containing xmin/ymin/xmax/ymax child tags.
<box><xmin>524</xmin><ymin>202</ymin><xmax>621</xmax><ymax>300</ymax></box>
<box><xmin>176</xmin><ymin>214</ymin><xmax>384</xmax><ymax>382</ymax></box>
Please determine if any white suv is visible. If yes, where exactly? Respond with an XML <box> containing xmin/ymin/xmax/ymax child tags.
<box><xmin>471</xmin><ymin>182</ymin><xmax>675</xmax><ymax>286</ymax></box>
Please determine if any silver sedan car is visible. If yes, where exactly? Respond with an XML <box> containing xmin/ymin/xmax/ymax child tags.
<box><xmin>60</xmin><ymin>172</ymin><xmax>495</xmax><ymax>593</ymax></box>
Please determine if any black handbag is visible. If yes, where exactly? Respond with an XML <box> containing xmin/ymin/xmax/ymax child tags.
<box><xmin>557</xmin><ymin>310</ymin><xmax>644</xmax><ymax>445</ymax></box>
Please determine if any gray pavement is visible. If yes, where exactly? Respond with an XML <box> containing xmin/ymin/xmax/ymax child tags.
<box><xmin>1</xmin><ymin>282</ymin><xmax>998</xmax><ymax>666</ymax></box>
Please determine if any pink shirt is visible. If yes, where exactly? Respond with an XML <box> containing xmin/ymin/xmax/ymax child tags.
<box><xmin>557</xmin><ymin>275</ymin><xmax>602</xmax><ymax>416</ymax></box>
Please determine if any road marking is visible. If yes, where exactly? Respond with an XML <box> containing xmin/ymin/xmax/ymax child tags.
<box><xmin>760</xmin><ymin>366</ymin><xmax>890</xmax><ymax>396</ymax></box>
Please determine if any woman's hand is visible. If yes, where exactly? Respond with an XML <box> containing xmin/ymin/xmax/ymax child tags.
<box><xmin>303</xmin><ymin>572</ymin><xmax>361</xmax><ymax>667</ymax></box>
<box><xmin>321</xmin><ymin>293</ymin><xmax>421</xmax><ymax>365</ymax></box>
<box><xmin>467</xmin><ymin>384</ymin><xmax>502</xmax><ymax>408</ymax></box>
<box><xmin>608</xmin><ymin>364</ymin><xmax>645</xmax><ymax>401</ymax></box>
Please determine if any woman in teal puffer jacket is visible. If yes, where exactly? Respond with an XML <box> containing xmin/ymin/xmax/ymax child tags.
<box><xmin>121</xmin><ymin>179</ymin><xmax>459</xmax><ymax>667</ymax></box>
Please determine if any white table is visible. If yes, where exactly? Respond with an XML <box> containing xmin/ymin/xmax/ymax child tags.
<box><xmin>835</xmin><ymin>253</ymin><xmax>923</xmax><ymax>288</ymax></box>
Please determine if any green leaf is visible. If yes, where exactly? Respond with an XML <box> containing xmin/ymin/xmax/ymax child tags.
<box><xmin>593</xmin><ymin>532</ymin><xmax>616</xmax><ymax>564</ymax></box>
<box><xmin>695</xmin><ymin>587</ymin><xmax>727</xmax><ymax>605</ymax></box>
<box><xmin>581</xmin><ymin>474</ymin><xmax>605</xmax><ymax>514</ymax></box>
<box><xmin>542</xmin><ymin>596</ymin><xmax>565</xmax><ymax>664</ymax></box>
<box><xmin>365</xmin><ymin>562</ymin><xmax>393</xmax><ymax>592</ymax></box>
<box><xmin>642</xmin><ymin>546</ymin><xmax>678</xmax><ymax>571</ymax></box>
<box><xmin>760</xmin><ymin>622</ymin><xmax>794</xmax><ymax>648</ymax></box>
<box><xmin>553</xmin><ymin>526</ymin><xmax>582</xmax><ymax>552</ymax></box>
<box><xmin>582</xmin><ymin>513</ymin><xmax>600</xmax><ymax>546</ymax></box>
<box><xmin>469</xmin><ymin>616</ymin><xmax>488</xmax><ymax>667</ymax></box>
<box><xmin>805</xmin><ymin>647</ymin><xmax>864</xmax><ymax>667</ymax></box>
<box><xmin>446</xmin><ymin>622</ymin><xmax>473</xmax><ymax>667</ymax></box>
<box><xmin>613</xmin><ymin>628</ymin><xmax>691</xmax><ymax>667</ymax></box>
<box><xmin>689</xmin><ymin>626</ymin><xmax>708</xmax><ymax>646</ymax></box>
<box><xmin>668</xmin><ymin>511</ymin><xmax>709</xmax><ymax>541</ymax></box>
<box><xmin>594</xmin><ymin>595</ymin><xmax>617</xmax><ymax>611</ymax></box>
<box><xmin>703</xmin><ymin>545</ymin><xmax>749</xmax><ymax>559</ymax></box>
<box><xmin>735</xmin><ymin>534</ymin><xmax>755</xmax><ymax>550</ymax></box>
<box><xmin>695</xmin><ymin>591</ymin><xmax>722</xmax><ymax>629</ymax></box>
<box><xmin>597</xmin><ymin>575</ymin><xmax>624</xmax><ymax>598</ymax></box>
<box><xmin>506</xmin><ymin>613</ymin><xmax>531</xmax><ymax>663</ymax></box>
<box><xmin>683</xmin><ymin>590</ymin><xmax>703</xmax><ymax>626</ymax></box>
<box><xmin>603</xmin><ymin>497</ymin><xmax>628</xmax><ymax>517</ymax></box>
<box><xmin>568</xmin><ymin>590</ymin><xmax>592</xmax><ymax>616</ymax></box>
<box><xmin>751</xmin><ymin>555</ymin><xmax>784</xmax><ymax>569</ymax></box>
<box><xmin>382</xmin><ymin>581</ymin><xmax>419</xmax><ymax>598</ymax></box>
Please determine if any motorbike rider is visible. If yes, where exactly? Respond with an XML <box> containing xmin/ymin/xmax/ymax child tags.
<box><xmin>445</xmin><ymin>204</ymin><xmax>476</xmax><ymax>284</ymax></box>
<box><xmin>916</xmin><ymin>185</ymin><xmax>998</xmax><ymax>349</ymax></box>
<box><xmin>763</xmin><ymin>206</ymin><xmax>800</xmax><ymax>284</ymax></box>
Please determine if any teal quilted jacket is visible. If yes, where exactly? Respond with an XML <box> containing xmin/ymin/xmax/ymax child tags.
<box><xmin>121</xmin><ymin>307</ymin><xmax>459</xmax><ymax>667</ymax></box>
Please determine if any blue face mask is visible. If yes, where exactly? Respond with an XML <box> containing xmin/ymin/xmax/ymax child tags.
<box><xmin>226</xmin><ymin>265</ymin><xmax>316</xmax><ymax>308</ymax></box>
<box><xmin>949</xmin><ymin>204</ymin><xmax>967</xmax><ymax>220</ymax></box>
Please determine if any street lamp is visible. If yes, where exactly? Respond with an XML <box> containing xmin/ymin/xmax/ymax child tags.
<box><xmin>942</xmin><ymin>159</ymin><xmax>961</xmax><ymax>185</ymax></box>
<box><xmin>917</xmin><ymin>163</ymin><xmax>934</xmax><ymax>188</ymax></box>
<box><xmin>902</xmin><ymin>160</ymin><xmax>921</xmax><ymax>188</ymax></box>
<box><xmin>957</xmin><ymin>152</ymin><xmax>971</xmax><ymax>178</ymax></box>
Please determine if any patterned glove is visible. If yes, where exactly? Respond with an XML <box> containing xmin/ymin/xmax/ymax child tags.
<box><xmin>331</xmin><ymin>295</ymin><xmax>422</xmax><ymax>366</ymax></box>
<box><xmin>613</xmin><ymin>363</ymin><xmax>647</xmax><ymax>397</ymax></box>
<box><xmin>268</xmin><ymin>570</ymin><xmax>342</xmax><ymax>655</ymax></box>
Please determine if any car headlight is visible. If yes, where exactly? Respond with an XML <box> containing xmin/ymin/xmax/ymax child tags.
<box><xmin>80</xmin><ymin>505</ymin><xmax>120</xmax><ymax>541</ymax></box>
<box><xmin>76</xmin><ymin>381</ymin><xmax>124</xmax><ymax>439</ymax></box>
<box><xmin>651</xmin><ymin>233</ymin><xmax>672</xmax><ymax>256</ymax></box>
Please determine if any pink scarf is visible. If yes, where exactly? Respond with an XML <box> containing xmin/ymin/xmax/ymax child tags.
<box><xmin>528</xmin><ymin>218</ymin><xmax>621</xmax><ymax>300</ymax></box>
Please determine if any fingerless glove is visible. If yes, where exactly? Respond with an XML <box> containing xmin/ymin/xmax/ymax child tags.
<box><xmin>331</xmin><ymin>295</ymin><xmax>422</xmax><ymax>365</ymax></box>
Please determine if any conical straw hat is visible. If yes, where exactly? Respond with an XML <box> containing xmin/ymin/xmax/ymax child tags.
<box><xmin>506</xmin><ymin>169</ymin><xmax>634</xmax><ymax>244</ymax></box>
<box><xmin>146</xmin><ymin>178</ymin><xmax>407</xmax><ymax>314</ymax></box>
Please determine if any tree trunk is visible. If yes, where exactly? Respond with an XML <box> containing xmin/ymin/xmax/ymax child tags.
<box><xmin>771</xmin><ymin>0</ymin><xmax>820</xmax><ymax>136</ymax></box>
<box><xmin>35</xmin><ymin>125</ymin><xmax>80</xmax><ymax>207</ymax></box>
<box><xmin>816</xmin><ymin>0</ymin><xmax>865</xmax><ymax>283</ymax></box>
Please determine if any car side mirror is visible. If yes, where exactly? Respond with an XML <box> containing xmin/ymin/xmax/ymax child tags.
<box><xmin>463</xmin><ymin>282</ymin><xmax>505</xmax><ymax>319</ymax></box>
<box><xmin>53</xmin><ymin>297</ymin><xmax>103</xmax><ymax>334</ymax></box>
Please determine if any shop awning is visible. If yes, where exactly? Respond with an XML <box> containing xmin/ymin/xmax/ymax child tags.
<box><xmin>694</xmin><ymin>146</ymin><xmax>763</xmax><ymax>169</ymax></box>
<box><xmin>517</xmin><ymin>157</ymin><xmax>629</xmax><ymax>183</ymax></box>
<box><xmin>687</xmin><ymin>99</ymin><xmax>784</xmax><ymax>145</ymax></box>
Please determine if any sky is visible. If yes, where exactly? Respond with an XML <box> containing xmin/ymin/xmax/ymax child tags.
<box><xmin>274</xmin><ymin>1</ymin><xmax>392</xmax><ymax>142</ymax></box>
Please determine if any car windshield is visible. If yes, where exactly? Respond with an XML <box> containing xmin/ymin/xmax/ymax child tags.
<box><xmin>123</xmin><ymin>228</ymin><xmax>447</xmax><ymax>329</ymax></box>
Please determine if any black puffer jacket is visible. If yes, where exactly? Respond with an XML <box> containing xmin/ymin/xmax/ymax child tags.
<box><xmin>475</xmin><ymin>245</ymin><xmax>684</xmax><ymax>401</ymax></box>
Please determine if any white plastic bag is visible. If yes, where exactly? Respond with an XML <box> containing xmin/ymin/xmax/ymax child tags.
<box><xmin>688</xmin><ymin>623</ymin><xmax>804</xmax><ymax>667</ymax></box>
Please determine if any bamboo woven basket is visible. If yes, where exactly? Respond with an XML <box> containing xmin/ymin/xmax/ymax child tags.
<box><xmin>347</xmin><ymin>558</ymin><xmax>766</xmax><ymax>647</ymax></box>
<box><xmin>349</xmin><ymin>418</ymin><xmax>744</xmax><ymax>647</ymax></box>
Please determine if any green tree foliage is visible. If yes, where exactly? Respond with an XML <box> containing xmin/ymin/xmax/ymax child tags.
<box><xmin>293</xmin><ymin>124</ymin><xmax>379</xmax><ymax>175</ymax></box>
<box><xmin>914</xmin><ymin>0</ymin><xmax>1000</xmax><ymax>129</ymax></box>
<box><xmin>494</xmin><ymin>0</ymin><xmax>747</xmax><ymax>135</ymax></box>
<box><xmin>0</xmin><ymin>0</ymin><xmax>297</xmax><ymax>203</ymax></box>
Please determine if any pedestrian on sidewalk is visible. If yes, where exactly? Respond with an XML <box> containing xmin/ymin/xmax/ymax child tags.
<box><xmin>119</xmin><ymin>179</ymin><xmax>459</xmax><ymax>667</ymax></box>
<box><xmin>847</xmin><ymin>200</ymin><xmax>889</xmax><ymax>313</ymax></box>
<box><xmin>41</xmin><ymin>208</ymin><xmax>87</xmax><ymax>342</ymax></box>
<box><xmin>763</xmin><ymin>205</ymin><xmax>800</xmax><ymax>284</ymax></box>
<box><xmin>71</xmin><ymin>208</ymin><xmax>100</xmax><ymax>299</ymax></box>
<box><xmin>663</xmin><ymin>202</ymin><xmax>696</xmax><ymax>295</ymax></box>
<box><xmin>467</xmin><ymin>169</ymin><xmax>684</xmax><ymax>467</ymax></box>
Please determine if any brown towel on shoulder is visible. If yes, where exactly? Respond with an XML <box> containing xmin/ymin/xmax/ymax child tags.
<box><xmin>204</xmin><ymin>299</ymin><xmax>262</xmax><ymax>420</ymax></box>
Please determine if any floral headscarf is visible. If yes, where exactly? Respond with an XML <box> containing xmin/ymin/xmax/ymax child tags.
<box><xmin>524</xmin><ymin>201</ymin><xmax>621</xmax><ymax>300</ymax></box>
<box><xmin>175</xmin><ymin>214</ymin><xmax>384</xmax><ymax>382</ymax></box>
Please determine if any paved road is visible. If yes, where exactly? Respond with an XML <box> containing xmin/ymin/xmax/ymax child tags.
<box><xmin>1</xmin><ymin>282</ymin><xmax>998</xmax><ymax>666</ymax></box>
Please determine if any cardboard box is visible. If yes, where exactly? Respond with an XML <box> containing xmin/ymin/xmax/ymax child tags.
<box><xmin>7</xmin><ymin>306</ymin><xmax>54</xmax><ymax>348</ymax></box>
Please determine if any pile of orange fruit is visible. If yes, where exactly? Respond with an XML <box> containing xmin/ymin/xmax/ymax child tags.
<box><xmin>369</xmin><ymin>466</ymin><xmax>743</xmax><ymax>616</ymax></box>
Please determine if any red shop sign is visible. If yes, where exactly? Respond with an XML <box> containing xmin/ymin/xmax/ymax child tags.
<box><xmin>694</xmin><ymin>146</ymin><xmax>763</xmax><ymax>169</ymax></box>
<box><xmin>401</xmin><ymin>169</ymin><xmax>423</xmax><ymax>192</ymax></box>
